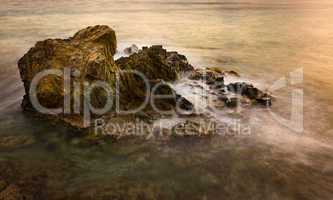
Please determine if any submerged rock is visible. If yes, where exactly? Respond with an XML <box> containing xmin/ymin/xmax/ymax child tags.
<box><xmin>227</xmin><ymin>82</ymin><xmax>272</xmax><ymax>106</ymax></box>
<box><xmin>189</xmin><ymin>68</ymin><xmax>222</xmax><ymax>83</ymax></box>
<box><xmin>176</xmin><ymin>94</ymin><xmax>194</xmax><ymax>112</ymax></box>
<box><xmin>255</xmin><ymin>94</ymin><xmax>272</xmax><ymax>107</ymax></box>
<box><xmin>188</xmin><ymin>68</ymin><xmax>272</xmax><ymax>109</ymax></box>
<box><xmin>123</xmin><ymin>44</ymin><xmax>139</xmax><ymax>55</ymax></box>
<box><xmin>224</xmin><ymin>97</ymin><xmax>239</xmax><ymax>108</ymax></box>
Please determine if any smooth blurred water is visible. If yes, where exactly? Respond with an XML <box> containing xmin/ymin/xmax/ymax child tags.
<box><xmin>0</xmin><ymin>0</ymin><xmax>333</xmax><ymax>199</ymax></box>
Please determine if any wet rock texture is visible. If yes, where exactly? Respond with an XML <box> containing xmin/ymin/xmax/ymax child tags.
<box><xmin>17</xmin><ymin>25</ymin><xmax>272</xmax><ymax>132</ymax></box>
<box><xmin>189</xmin><ymin>67</ymin><xmax>272</xmax><ymax>108</ymax></box>
<box><xmin>123</xmin><ymin>44</ymin><xmax>139</xmax><ymax>55</ymax></box>
<box><xmin>18</xmin><ymin>25</ymin><xmax>194</xmax><ymax>129</ymax></box>
<box><xmin>18</xmin><ymin>25</ymin><xmax>118</xmax><ymax>111</ymax></box>
<box><xmin>227</xmin><ymin>82</ymin><xmax>272</xmax><ymax>106</ymax></box>
<box><xmin>117</xmin><ymin>45</ymin><xmax>193</xmax><ymax>81</ymax></box>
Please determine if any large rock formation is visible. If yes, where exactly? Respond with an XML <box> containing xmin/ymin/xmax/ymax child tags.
<box><xmin>18</xmin><ymin>25</ymin><xmax>194</xmax><ymax>129</ymax></box>
<box><xmin>116</xmin><ymin>45</ymin><xmax>194</xmax><ymax>110</ymax></box>
<box><xmin>17</xmin><ymin>25</ymin><xmax>273</xmax><ymax>135</ymax></box>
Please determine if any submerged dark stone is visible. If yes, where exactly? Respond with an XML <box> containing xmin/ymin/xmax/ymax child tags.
<box><xmin>123</xmin><ymin>44</ymin><xmax>139</xmax><ymax>55</ymax></box>
<box><xmin>227</xmin><ymin>82</ymin><xmax>272</xmax><ymax>107</ymax></box>
<box><xmin>225</xmin><ymin>97</ymin><xmax>239</xmax><ymax>108</ymax></box>
<box><xmin>176</xmin><ymin>94</ymin><xmax>194</xmax><ymax>112</ymax></box>
<box><xmin>256</xmin><ymin>94</ymin><xmax>272</xmax><ymax>106</ymax></box>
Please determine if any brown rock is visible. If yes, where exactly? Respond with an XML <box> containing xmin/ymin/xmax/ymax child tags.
<box><xmin>17</xmin><ymin>26</ymin><xmax>195</xmax><ymax>130</ymax></box>
<box><xmin>116</xmin><ymin>45</ymin><xmax>193</xmax><ymax>81</ymax></box>
<box><xmin>18</xmin><ymin>25</ymin><xmax>119</xmax><ymax>112</ymax></box>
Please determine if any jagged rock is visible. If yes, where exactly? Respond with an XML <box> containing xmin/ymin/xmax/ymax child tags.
<box><xmin>189</xmin><ymin>68</ymin><xmax>220</xmax><ymax>82</ymax></box>
<box><xmin>115</xmin><ymin>45</ymin><xmax>195</xmax><ymax>114</ymax></box>
<box><xmin>176</xmin><ymin>94</ymin><xmax>193</xmax><ymax>112</ymax></box>
<box><xmin>224</xmin><ymin>97</ymin><xmax>239</xmax><ymax>108</ymax></box>
<box><xmin>18</xmin><ymin>26</ymin><xmax>195</xmax><ymax>130</ymax></box>
<box><xmin>17</xmin><ymin>25</ymin><xmax>273</xmax><ymax>136</ymax></box>
<box><xmin>148</xmin><ymin>80</ymin><xmax>193</xmax><ymax>113</ymax></box>
<box><xmin>116</xmin><ymin>45</ymin><xmax>193</xmax><ymax>81</ymax></box>
<box><xmin>189</xmin><ymin>68</ymin><xmax>225</xmax><ymax>88</ymax></box>
<box><xmin>215</xmin><ymin>76</ymin><xmax>224</xmax><ymax>83</ymax></box>
<box><xmin>123</xmin><ymin>44</ymin><xmax>139</xmax><ymax>55</ymax></box>
<box><xmin>227</xmin><ymin>82</ymin><xmax>272</xmax><ymax>106</ymax></box>
<box><xmin>18</xmin><ymin>25</ymin><xmax>119</xmax><ymax>113</ymax></box>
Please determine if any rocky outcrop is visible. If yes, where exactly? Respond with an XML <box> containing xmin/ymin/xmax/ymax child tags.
<box><xmin>17</xmin><ymin>25</ymin><xmax>273</xmax><ymax>134</ymax></box>
<box><xmin>117</xmin><ymin>45</ymin><xmax>193</xmax><ymax>81</ymax></box>
<box><xmin>18</xmin><ymin>25</ymin><xmax>119</xmax><ymax>112</ymax></box>
<box><xmin>188</xmin><ymin>67</ymin><xmax>272</xmax><ymax>108</ymax></box>
<box><xmin>116</xmin><ymin>45</ymin><xmax>194</xmax><ymax>110</ymax></box>
<box><xmin>227</xmin><ymin>82</ymin><xmax>272</xmax><ymax>106</ymax></box>
<box><xmin>18</xmin><ymin>25</ymin><xmax>194</xmax><ymax>129</ymax></box>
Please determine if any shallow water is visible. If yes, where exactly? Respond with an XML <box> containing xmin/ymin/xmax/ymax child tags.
<box><xmin>0</xmin><ymin>0</ymin><xmax>333</xmax><ymax>199</ymax></box>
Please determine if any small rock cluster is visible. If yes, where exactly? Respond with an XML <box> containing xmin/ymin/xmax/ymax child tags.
<box><xmin>188</xmin><ymin>67</ymin><xmax>272</xmax><ymax>108</ymax></box>
<box><xmin>227</xmin><ymin>82</ymin><xmax>272</xmax><ymax>106</ymax></box>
